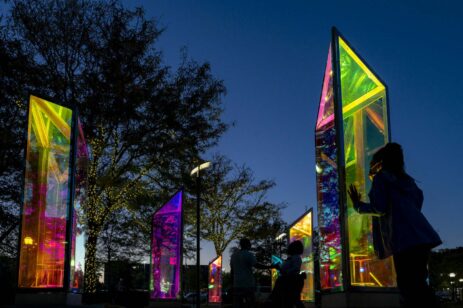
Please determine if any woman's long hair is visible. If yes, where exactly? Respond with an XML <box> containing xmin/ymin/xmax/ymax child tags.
<box><xmin>381</xmin><ymin>142</ymin><xmax>406</xmax><ymax>177</ymax></box>
<box><xmin>287</xmin><ymin>240</ymin><xmax>304</xmax><ymax>256</ymax></box>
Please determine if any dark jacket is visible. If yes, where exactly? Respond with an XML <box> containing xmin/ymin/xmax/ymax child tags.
<box><xmin>355</xmin><ymin>170</ymin><xmax>442</xmax><ymax>258</ymax></box>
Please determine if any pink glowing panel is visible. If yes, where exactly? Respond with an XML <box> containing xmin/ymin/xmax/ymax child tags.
<box><xmin>208</xmin><ymin>256</ymin><xmax>222</xmax><ymax>303</ymax></box>
<box><xmin>316</xmin><ymin>45</ymin><xmax>335</xmax><ymax>130</ymax></box>
<box><xmin>150</xmin><ymin>191</ymin><xmax>183</xmax><ymax>299</ymax></box>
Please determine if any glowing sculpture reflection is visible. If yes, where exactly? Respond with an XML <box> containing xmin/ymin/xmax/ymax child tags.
<box><xmin>289</xmin><ymin>209</ymin><xmax>314</xmax><ymax>302</ymax></box>
<box><xmin>18</xmin><ymin>95</ymin><xmax>73</xmax><ymax>288</ymax></box>
<box><xmin>271</xmin><ymin>255</ymin><xmax>283</xmax><ymax>290</ymax></box>
<box><xmin>208</xmin><ymin>256</ymin><xmax>222</xmax><ymax>303</ymax></box>
<box><xmin>150</xmin><ymin>191</ymin><xmax>183</xmax><ymax>299</ymax></box>
<box><xmin>316</xmin><ymin>28</ymin><xmax>396</xmax><ymax>291</ymax></box>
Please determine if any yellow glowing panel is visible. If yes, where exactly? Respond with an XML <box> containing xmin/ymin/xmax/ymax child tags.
<box><xmin>338</xmin><ymin>38</ymin><xmax>384</xmax><ymax>88</ymax></box>
<box><xmin>289</xmin><ymin>210</ymin><xmax>314</xmax><ymax>302</ymax></box>
<box><xmin>338</xmin><ymin>36</ymin><xmax>396</xmax><ymax>288</ymax></box>
<box><xmin>339</xmin><ymin>37</ymin><xmax>385</xmax><ymax>118</ymax></box>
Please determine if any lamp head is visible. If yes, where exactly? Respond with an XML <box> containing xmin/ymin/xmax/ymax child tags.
<box><xmin>190</xmin><ymin>161</ymin><xmax>211</xmax><ymax>177</ymax></box>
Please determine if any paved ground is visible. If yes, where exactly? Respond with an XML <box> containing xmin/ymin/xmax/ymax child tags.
<box><xmin>2</xmin><ymin>300</ymin><xmax>462</xmax><ymax>307</ymax></box>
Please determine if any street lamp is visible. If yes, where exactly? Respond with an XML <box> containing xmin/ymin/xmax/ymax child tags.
<box><xmin>275</xmin><ymin>233</ymin><xmax>287</xmax><ymax>241</ymax></box>
<box><xmin>275</xmin><ymin>233</ymin><xmax>287</xmax><ymax>259</ymax></box>
<box><xmin>449</xmin><ymin>273</ymin><xmax>457</xmax><ymax>301</ymax></box>
<box><xmin>191</xmin><ymin>161</ymin><xmax>211</xmax><ymax>308</ymax></box>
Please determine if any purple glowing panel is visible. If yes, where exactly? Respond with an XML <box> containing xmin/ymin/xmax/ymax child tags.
<box><xmin>150</xmin><ymin>191</ymin><xmax>183</xmax><ymax>300</ymax></box>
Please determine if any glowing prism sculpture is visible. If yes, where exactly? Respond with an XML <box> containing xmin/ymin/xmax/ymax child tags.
<box><xmin>150</xmin><ymin>190</ymin><xmax>183</xmax><ymax>300</ymax></box>
<box><xmin>208</xmin><ymin>256</ymin><xmax>222</xmax><ymax>303</ymax></box>
<box><xmin>289</xmin><ymin>209</ymin><xmax>314</xmax><ymax>302</ymax></box>
<box><xmin>315</xmin><ymin>28</ymin><xmax>396</xmax><ymax>292</ymax></box>
<box><xmin>18</xmin><ymin>95</ymin><xmax>87</xmax><ymax>290</ymax></box>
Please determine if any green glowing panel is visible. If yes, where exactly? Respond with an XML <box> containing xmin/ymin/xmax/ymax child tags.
<box><xmin>337</xmin><ymin>36</ymin><xmax>396</xmax><ymax>288</ymax></box>
<box><xmin>338</xmin><ymin>38</ymin><xmax>385</xmax><ymax>119</ymax></box>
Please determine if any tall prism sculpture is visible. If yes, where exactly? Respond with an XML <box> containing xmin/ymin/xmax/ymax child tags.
<box><xmin>315</xmin><ymin>28</ymin><xmax>397</xmax><ymax>305</ymax></box>
<box><xmin>150</xmin><ymin>190</ymin><xmax>183</xmax><ymax>300</ymax></box>
<box><xmin>289</xmin><ymin>209</ymin><xmax>314</xmax><ymax>302</ymax></box>
<box><xmin>208</xmin><ymin>256</ymin><xmax>222</xmax><ymax>303</ymax></box>
<box><xmin>18</xmin><ymin>95</ymin><xmax>87</xmax><ymax>291</ymax></box>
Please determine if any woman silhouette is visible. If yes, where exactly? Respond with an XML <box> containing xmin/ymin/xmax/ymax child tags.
<box><xmin>348</xmin><ymin>142</ymin><xmax>442</xmax><ymax>307</ymax></box>
<box><xmin>271</xmin><ymin>240</ymin><xmax>305</xmax><ymax>308</ymax></box>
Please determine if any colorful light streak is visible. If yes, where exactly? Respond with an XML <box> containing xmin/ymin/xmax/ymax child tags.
<box><xmin>208</xmin><ymin>256</ymin><xmax>222</xmax><ymax>303</ymax></box>
<box><xmin>150</xmin><ymin>191</ymin><xmax>183</xmax><ymax>300</ymax></box>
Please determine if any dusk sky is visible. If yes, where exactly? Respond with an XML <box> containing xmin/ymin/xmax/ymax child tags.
<box><xmin>123</xmin><ymin>0</ymin><xmax>463</xmax><ymax>266</ymax></box>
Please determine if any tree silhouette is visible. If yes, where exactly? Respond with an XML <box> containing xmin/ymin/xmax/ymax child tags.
<box><xmin>1</xmin><ymin>0</ymin><xmax>227</xmax><ymax>293</ymax></box>
<box><xmin>199</xmin><ymin>155</ymin><xmax>285</xmax><ymax>257</ymax></box>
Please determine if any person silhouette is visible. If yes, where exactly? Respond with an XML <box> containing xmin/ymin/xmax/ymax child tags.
<box><xmin>230</xmin><ymin>238</ymin><xmax>272</xmax><ymax>308</ymax></box>
<box><xmin>271</xmin><ymin>240</ymin><xmax>306</xmax><ymax>308</ymax></box>
<box><xmin>348</xmin><ymin>142</ymin><xmax>442</xmax><ymax>307</ymax></box>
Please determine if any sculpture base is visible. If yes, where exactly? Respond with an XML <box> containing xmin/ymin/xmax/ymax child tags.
<box><xmin>148</xmin><ymin>300</ymin><xmax>183</xmax><ymax>307</ymax></box>
<box><xmin>15</xmin><ymin>292</ymin><xmax>84</xmax><ymax>306</ymax></box>
<box><xmin>321</xmin><ymin>291</ymin><xmax>400</xmax><ymax>308</ymax></box>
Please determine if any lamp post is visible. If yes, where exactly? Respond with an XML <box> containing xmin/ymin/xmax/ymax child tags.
<box><xmin>275</xmin><ymin>233</ymin><xmax>287</xmax><ymax>258</ymax></box>
<box><xmin>191</xmin><ymin>161</ymin><xmax>211</xmax><ymax>308</ymax></box>
<box><xmin>450</xmin><ymin>273</ymin><xmax>456</xmax><ymax>302</ymax></box>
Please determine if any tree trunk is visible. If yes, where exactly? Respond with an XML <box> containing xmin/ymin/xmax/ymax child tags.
<box><xmin>84</xmin><ymin>232</ymin><xmax>98</xmax><ymax>294</ymax></box>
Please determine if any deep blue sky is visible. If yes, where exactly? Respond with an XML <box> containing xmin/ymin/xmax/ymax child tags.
<box><xmin>3</xmin><ymin>0</ymin><xmax>461</xmax><ymax>267</ymax></box>
<box><xmin>125</xmin><ymin>0</ymin><xmax>463</xmax><ymax>265</ymax></box>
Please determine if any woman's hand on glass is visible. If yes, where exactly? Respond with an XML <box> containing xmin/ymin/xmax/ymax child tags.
<box><xmin>348</xmin><ymin>184</ymin><xmax>361</xmax><ymax>207</ymax></box>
